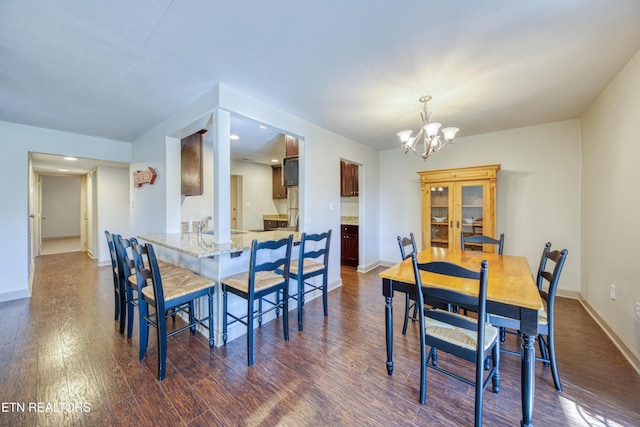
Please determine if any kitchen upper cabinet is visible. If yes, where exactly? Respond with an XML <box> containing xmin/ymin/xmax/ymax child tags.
<box><xmin>340</xmin><ymin>224</ymin><xmax>359</xmax><ymax>267</ymax></box>
<box><xmin>181</xmin><ymin>130</ymin><xmax>205</xmax><ymax>196</ymax></box>
<box><xmin>272</xmin><ymin>165</ymin><xmax>287</xmax><ymax>199</ymax></box>
<box><xmin>285</xmin><ymin>135</ymin><xmax>299</xmax><ymax>157</ymax></box>
<box><xmin>418</xmin><ymin>164</ymin><xmax>500</xmax><ymax>252</ymax></box>
<box><xmin>340</xmin><ymin>160</ymin><xmax>359</xmax><ymax>197</ymax></box>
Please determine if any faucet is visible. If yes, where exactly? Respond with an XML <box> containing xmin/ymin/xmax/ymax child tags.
<box><xmin>197</xmin><ymin>216</ymin><xmax>212</xmax><ymax>235</ymax></box>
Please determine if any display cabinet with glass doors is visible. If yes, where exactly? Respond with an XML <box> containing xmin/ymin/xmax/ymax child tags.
<box><xmin>418</xmin><ymin>164</ymin><xmax>500</xmax><ymax>252</ymax></box>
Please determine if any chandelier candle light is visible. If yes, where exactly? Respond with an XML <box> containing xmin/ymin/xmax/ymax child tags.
<box><xmin>397</xmin><ymin>95</ymin><xmax>459</xmax><ymax>160</ymax></box>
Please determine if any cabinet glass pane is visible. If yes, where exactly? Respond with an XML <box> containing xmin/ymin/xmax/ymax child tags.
<box><xmin>461</xmin><ymin>184</ymin><xmax>484</xmax><ymax>249</ymax></box>
<box><xmin>430</xmin><ymin>186</ymin><xmax>449</xmax><ymax>248</ymax></box>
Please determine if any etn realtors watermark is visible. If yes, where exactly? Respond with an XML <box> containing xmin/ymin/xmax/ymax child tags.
<box><xmin>2</xmin><ymin>401</ymin><xmax>91</xmax><ymax>413</ymax></box>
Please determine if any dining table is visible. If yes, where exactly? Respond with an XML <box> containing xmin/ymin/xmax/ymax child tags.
<box><xmin>379</xmin><ymin>247</ymin><xmax>543</xmax><ymax>427</ymax></box>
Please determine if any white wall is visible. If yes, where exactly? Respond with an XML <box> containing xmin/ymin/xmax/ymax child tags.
<box><xmin>581</xmin><ymin>50</ymin><xmax>640</xmax><ymax>358</ymax></box>
<box><xmin>0</xmin><ymin>121</ymin><xmax>131</xmax><ymax>302</ymax></box>
<box><xmin>379</xmin><ymin>120</ymin><xmax>582</xmax><ymax>294</ymax></box>
<box><xmin>230</xmin><ymin>160</ymin><xmax>281</xmax><ymax>231</ymax></box>
<box><xmin>96</xmin><ymin>166</ymin><xmax>131</xmax><ymax>265</ymax></box>
<box><xmin>41</xmin><ymin>175</ymin><xmax>81</xmax><ymax>239</ymax></box>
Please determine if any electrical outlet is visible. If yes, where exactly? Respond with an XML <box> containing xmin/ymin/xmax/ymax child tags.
<box><xmin>610</xmin><ymin>284</ymin><xmax>616</xmax><ymax>300</ymax></box>
<box><xmin>636</xmin><ymin>302</ymin><xmax>640</xmax><ymax>321</ymax></box>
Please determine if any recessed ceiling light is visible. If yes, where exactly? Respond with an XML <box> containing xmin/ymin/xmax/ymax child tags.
<box><xmin>271</xmin><ymin>159</ymin><xmax>279</xmax><ymax>163</ymax></box>
<box><xmin>230</xmin><ymin>134</ymin><xmax>240</xmax><ymax>140</ymax></box>
<box><xmin>259</xmin><ymin>125</ymin><xmax>267</xmax><ymax>130</ymax></box>
<box><xmin>58</xmin><ymin>169</ymin><xmax>69</xmax><ymax>172</ymax></box>
<box><xmin>63</xmin><ymin>156</ymin><xmax>77</xmax><ymax>161</ymax></box>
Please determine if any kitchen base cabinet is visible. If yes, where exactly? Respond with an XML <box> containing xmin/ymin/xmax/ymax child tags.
<box><xmin>340</xmin><ymin>224</ymin><xmax>359</xmax><ymax>267</ymax></box>
<box><xmin>264</xmin><ymin>220</ymin><xmax>289</xmax><ymax>231</ymax></box>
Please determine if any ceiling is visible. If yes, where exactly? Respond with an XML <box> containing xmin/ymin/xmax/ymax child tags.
<box><xmin>30</xmin><ymin>152</ymin><xmax>128</xmax><ymax>175</ymax></box>
<box><xmin>2</xmin><ymin>1</ymin><xmax>640</xmax><ymax>171</ymax></box>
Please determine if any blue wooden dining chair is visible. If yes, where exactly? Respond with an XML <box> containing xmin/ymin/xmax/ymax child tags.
<box><xmin>221</xmin><ymin>235</ymin><xmax>293</xmax><ymax>366</ymax></box>
<box><xmin>105</xmin><ymin>230</ymin><xmax>126</xmax><ymax>333</ymax></box>
<box><xmin>131</xmin><ymin>241</ymin><xmax>215</xmax><ymax>380</ymax></box>
<box><xmin>113</xmin><ymin>234</ymin><xmax>140</xmax><ymax>339</ymax></box>
<box><xmin>488</xmin><ymin>242</ymin><xmax>568</xmax><ymax>391</ymax></box>
<box><xmin>410</xmin><ymin>253</ymin><xmax>499</xmax><ymax>427</ymax></box>
<box><xmin>287</xmin><ymin>230</ymin><xmax>331</xmax><ymax>331</ymax></box>
<box><xmin>397</xmin><ymin>233</ymin><xmax>418</xmax><ymax>335</ymax></box>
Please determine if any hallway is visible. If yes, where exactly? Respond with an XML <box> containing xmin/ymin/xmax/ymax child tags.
<box><xmin>40</xmin><ymin>236</ymin><xmax>82</xmax><ymax>255</ymax></box>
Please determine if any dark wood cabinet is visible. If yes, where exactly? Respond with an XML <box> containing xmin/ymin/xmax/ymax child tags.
<box><xmin>340</xmin><ymin>160</ymin><xmax>359</xmax><ymax>197</ymax></box>
<box><xmin>285</xmin><ymin>135</ymin><xmax>299</xmax><ymax>157</ymax></box>
<box><xmin>264</xmin><ymin>219</ymin><xmax>289</xmax><ymax>231</ymax></box>
<box><xmin>272</xmin><ymin>165</ymin><xmax>287</xmax><ymax>199</ymax></box>
<box><xmin>340</xmin><ymin>224</ymin><xmax>359</xmax><ymax>267</ymax></box>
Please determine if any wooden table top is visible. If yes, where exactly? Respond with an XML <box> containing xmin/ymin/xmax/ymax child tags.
<box><xmin>379</xmin><ymin>247</ymin><xmax>543</xmax><ymax>311</ymax></box>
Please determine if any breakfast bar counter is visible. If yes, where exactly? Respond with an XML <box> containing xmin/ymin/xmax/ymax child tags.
<box><xmin>137</xmin><ymin>230</ymin><xmax>302</xmax><ymax>345</ymax></box>
<box><xmin>139</xmin><ymin>230</ymin><xmax>301</xmax><ymax>258</ymax></box>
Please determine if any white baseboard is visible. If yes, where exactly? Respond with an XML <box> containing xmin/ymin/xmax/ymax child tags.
<box><xmin>556</xmin><ymin>289</ymin><xmax>579</xmax><ymax>299</ymax></box>
<box><xmin>0</xmin><ymin>289</ymin><xmax>31</xmax><ymax>303</ymax></box>
<box><xmin>358</xmin><ymin>261</ymin><xmax>381</xmax><ymax>273</ymax></box>
<box><xmin>578</xmin><ymin>294</ymin><xmax>640</xmax><ymax>376</ymax></box>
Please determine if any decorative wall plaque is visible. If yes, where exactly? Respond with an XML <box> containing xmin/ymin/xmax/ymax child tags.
<box><xmin>133</xmin><ymin>167</ymin><xmax>157</xmax><ymax>187</ymax></box>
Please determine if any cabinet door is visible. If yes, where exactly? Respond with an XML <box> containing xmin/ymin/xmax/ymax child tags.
<box><xmin>424</xmin><ymin>184</ymin><xmax>453</xmax><ymax>249</ymax></box>
<box><xmin>457</xmin><ymin>180</ymin><xmax>496</xmax><ymax>252</ymax></box>
<box><xmin>272</xmin><ymin>166</ymin><xmax>287</xmax><ymax>199</ymax></box>
<box><xmin>285</xmin><ymin>135</ymin><xmax>299</xmax><ymax>157</ymax></box>
<box><xmin>340</xmin><ymin>161</ymin><xmax>359</xmax><ymax>197</ymax></box>
<box><xmin>340</xmin><ymin>225</ymin><xmax>359</xmax><ymax>267</ymax></box>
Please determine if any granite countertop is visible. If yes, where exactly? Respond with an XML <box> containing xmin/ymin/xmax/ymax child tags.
<box><xmin>139</xmin><ymin>230</ymin><xmax>301</xmax><ymax>258</ymax></box>
<box><xmin>341</xmin><ymin>216</ymin><xmax>359</xmax><ymax>225</ymax></box>
<box><xmin>263</xmin><ymin>214</ymin><xmax>288</xmax><ymax>221</ymax></box>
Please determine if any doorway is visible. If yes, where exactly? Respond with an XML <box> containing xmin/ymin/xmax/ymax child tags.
<box><xmin>230</xmin><ymin>174</ymin><xmax>243</xmax><ymax>230</ymax></box>
<box><xmin>340</xmin><ymin>159</ymin><xmax>360</xmax><ymax>268</ymax></box>
<box><xmin>37</xmin><ymin>174</ymin><xmax>84</xmax><ymax>255</ymax></box>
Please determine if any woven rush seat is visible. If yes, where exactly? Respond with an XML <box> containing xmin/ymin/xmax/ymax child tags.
<box><xmin>141</xmin><ymin>273</ymin><xmax>214</xmax><ymax>303</ymax></box>
<box><xmin>425</xmin><ymin>311</ymin><xmax>498</xmax><ymax>352</ymax></box>
<box><xmin>222</xmin><ymin>271</ymin><xmax>286</xmax><ymax>293</ymax></box>
<box><xmin>289</xmin><ymin>258</ymin><xmax>324</xmax><ymax>275</ymax></box>
<box><xmin>128</xmin><ymin>263</ymin><xmax>195</xmax><ymax>287</ymax></box>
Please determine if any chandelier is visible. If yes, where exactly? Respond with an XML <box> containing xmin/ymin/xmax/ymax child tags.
<box><xmin>397</xmin><ymin>95</ymin><xmax>459</xmax><ymax>160</ymax></box>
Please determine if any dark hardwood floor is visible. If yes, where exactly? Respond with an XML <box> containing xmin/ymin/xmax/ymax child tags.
<box><xmin>1</xmin><ymin>252</ymin><xmax>639</xmax><ymax>426</ymax></box>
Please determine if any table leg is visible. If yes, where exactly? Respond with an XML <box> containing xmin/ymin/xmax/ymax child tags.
<box><xmin>520</xmin><ymin>332</ymin><xmax>536</xmax><ymax>427</ymax></box>
<box><xmin>385</xmin><ymin>295</ymin><xmax>393</xmax><ymax>375</ymax></box>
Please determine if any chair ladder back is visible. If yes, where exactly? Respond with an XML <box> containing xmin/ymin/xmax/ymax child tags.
<box><xmin>538</xmin><ymin>247</ymin><xmax>568</xmax><ymax>322</ymax></box>
<box><xmin>535</xmin><ymin>242</ymin><xmax>552</xmax><ymax>291</ymax></box>
<box><xmin>115</xmin><ymin>235</ymin><xmax>134</xmax><ymax>280</ymax></box>
<box><xmin>397</xmin><ymin>232</ymin><xmax>417</xmax><ymax>260</ymax></box>
<box><xmin>251</xmin><ymin>236</ymin><xmax>293</xmax><ymax>275</ymax></box>
<box><xmin>131</xmin><ymin>240</ymin><xmax>152</xmax><ymax>293</ymax></box>
<box><xmin>299</xmin><ymin>230</ymin><xmax>332</xmax><ymax>271</ymax></box>
<box><xmin>461</xmin><ymin>232</ymin><xmax>505</xmax><ymax>254</ymax></box>
<box><xmin>105</xmin><ymin>231</ymin><xmax>118</xmax><ymax>270</ymax></box>
<box><xmin>145</xmin><ymin>243</ymin><xmax>167</xmax><ymax>313</ymax></box>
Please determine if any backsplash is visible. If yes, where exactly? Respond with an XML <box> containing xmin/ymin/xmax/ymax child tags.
<box><xmin>341</xmin><ymin>216</ymin><xmax>359</xmax><ymax>225</ymax></box>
